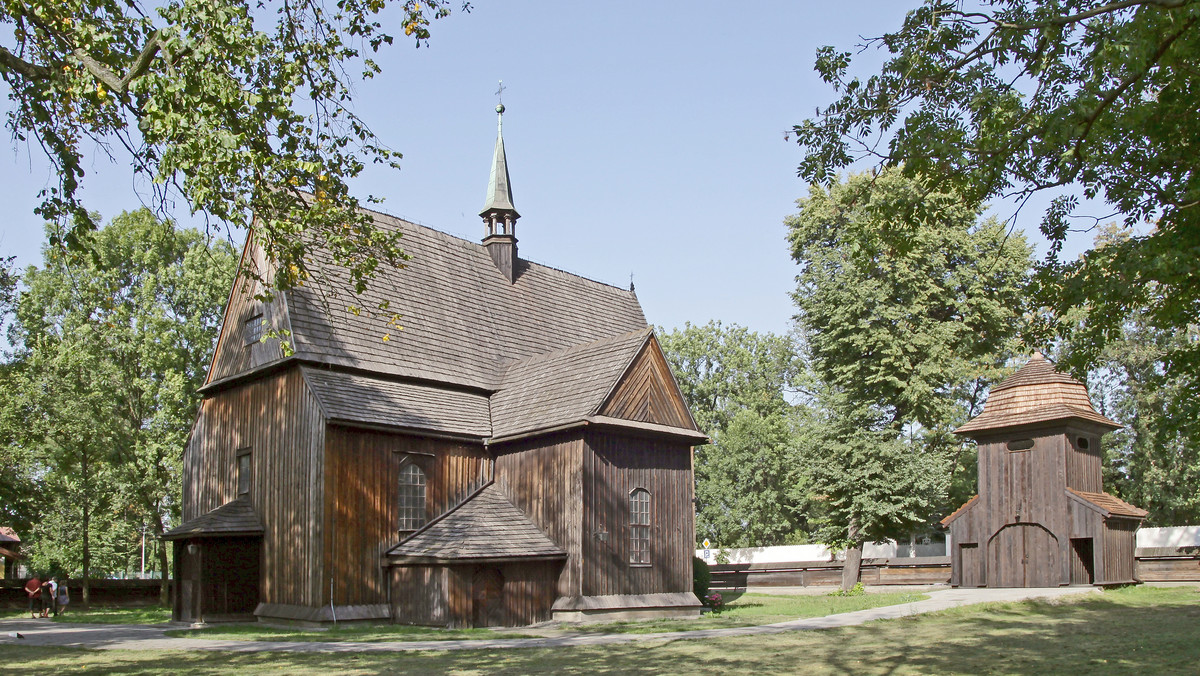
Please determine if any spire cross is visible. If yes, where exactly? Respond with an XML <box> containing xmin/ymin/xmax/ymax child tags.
<box><xmin>495</xmin><ymin>80</ymin><xmax>506</xmax><ymax>105</ymax></box>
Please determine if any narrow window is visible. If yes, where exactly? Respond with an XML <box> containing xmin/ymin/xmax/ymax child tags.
<box><xmin>1006</xmin><ymin>439</ymin><xmax>1035</xmax><ymax>452</ymax></box>
<box><xmin>1076</xmin><ymin>437</ymin><xmax>1090</xmax><ymax>450</ymax></box>
<box><xmin>398</xmin><ymin>463</ymin><xmax>427</xmax><ymax>531</ymax></box>
<box><xmin>236</xmin><ymin>450</ymin><xmax>252</xmax><ymax>497</ymax></box>
<box><xmin>629</xmin><ymin>488</ymin><xmax>651</xmax><ymax>565</ymax></box>
<box><xmin>244</xmin><ymin>313</ymin><xmax>265</xmax><ymax>345</ymax></box>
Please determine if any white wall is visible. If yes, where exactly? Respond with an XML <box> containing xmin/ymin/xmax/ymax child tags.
<box><xmin>1137</xmin><ymin>526</ymin><xmax>1200</xmax><ymax>548</ymax></box>
<box><xmin>696</xmin><ymin>539</ymin><xmax>944</xmax><ymax>565</ymax></box>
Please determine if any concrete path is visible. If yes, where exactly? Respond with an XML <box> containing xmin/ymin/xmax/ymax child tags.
<box><xmin>0</xmin><ymin>586</ymin><xmax>1097</xmax><ymax>653</ymax></box>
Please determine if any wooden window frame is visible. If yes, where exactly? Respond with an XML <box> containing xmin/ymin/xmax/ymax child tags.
<box><xmin>629</xmin><ymin>487</ymin><xmax>651</xmax><ymax>567</ymax></box>
<box><xmin>236</xmin><ymin>448</ymin><xmax>252</xmax><ymax>497</ymax></box>
<box><xmin>1006</xmin><ymin>438</ymin><xmax>1035</xmax><ymax>452</ymax></box>
<box><xmin>397</xmin><ymin>461</ymin><xmax>427</xmax><ymax>533</ymax></box>
<box><xmin>243</xmin><ymin>313</ymin><xmax>265</xmax><ymax>346</ymax></box>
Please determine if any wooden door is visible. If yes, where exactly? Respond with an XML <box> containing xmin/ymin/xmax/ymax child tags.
<box><xmin>471</xmin><ymin>567</ymin><xmax>505</xmax><ymax>627</ymax></box>
<box><xmin>959</xmin><ymin>543</ymin><xmax>984</xmax><ymax>587</ymax></box>
<box><xmin>989</xmin><ymin>524</ymin><xmax>1059</xmax><ymax>587</ymax></box>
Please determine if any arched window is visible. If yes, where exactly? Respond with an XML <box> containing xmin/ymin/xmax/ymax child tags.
<box><xmin>629</xmin><ymin>488</ymin><xmax>651</xmax><ymax>565</ymax></box>
<box><xmin>398</xmin><ymin>463</ymin><xmax>427</xmax><ymax>531</ymax></box>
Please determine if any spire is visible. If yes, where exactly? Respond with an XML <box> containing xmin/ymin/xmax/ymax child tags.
<box><xmin>480</xmin><ymin>103</ymin><xmax>519</xmax><ymax>229</ymax></box>
<box><xmin>480</xmin><ymin>92</ymin><xmax>520</xmax><ymax>282</ymax></box>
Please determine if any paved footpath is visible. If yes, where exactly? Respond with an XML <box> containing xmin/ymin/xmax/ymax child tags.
<box><xmin>0</xmin><ymin>586</ymin><xmax>1096</xmax><ymax>653</ymax></box>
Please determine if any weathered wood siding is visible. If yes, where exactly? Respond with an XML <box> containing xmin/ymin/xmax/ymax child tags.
<box><xmin>493</xmin><ymin>432</ymin><xmax>585</xmax><ymax>598</ymax></box>
<box><xmin>390</xmin><ymin>565</ymin><xmax>448</xmax><ymax>626</ymax></box>
<box><xmin>1102</xmin><ymin>519</ymin><xmax>1138</xmax><ymax>583</ymax></box>
<box><xmin>205</xmin><ymin>235</ymin><xmax>289</xmax><ymax>385</ymax></box>
<box><xmin>1065</xmin><ymin>429</ymin><xmax>1102</xmax><ymax>492</ymax></box>
<box><xmin>390</xmin><ymin>562</ymin><xmax>559</xmax><ymax>628</ymax></box>
<box><xmin>581</xmin><ymin>431</ymin><xmax>694</xmax><ymax>597</ymax></box>
<box><xmin>324</xmin><ymin>426</ymin><xmax>489</xmax><ymax>607</ymax></box>
<box><xmin>599</xmin><ymin>337</ymin><xmax>696</xmax><ymax>430</ymax></box>
<box><xmin>182</xmin><ymin>368</ymin><xmax>325</xmax><ymax>607</ymax></box>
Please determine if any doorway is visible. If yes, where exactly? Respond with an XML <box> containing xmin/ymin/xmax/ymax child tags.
<box><xmin>1070</xmin><ymin>538</ymin><xmax>1095</xmax><ymax>585</ymax></box>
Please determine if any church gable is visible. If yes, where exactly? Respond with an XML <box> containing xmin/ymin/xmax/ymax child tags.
<box><xmin>598</xmin><ymin>335</ymin><xmax>697</xmax><ymax>431</ymax></box>
<box><xmin>205</xmin><ymin>232</ymin><xmax>291</xmax><ymax>387</ymax></box>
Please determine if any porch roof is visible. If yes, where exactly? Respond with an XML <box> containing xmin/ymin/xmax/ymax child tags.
<box><xmin>162</xmin><ymin>499</ymin><xmax>264</xmax><ymax>540</ymax></box>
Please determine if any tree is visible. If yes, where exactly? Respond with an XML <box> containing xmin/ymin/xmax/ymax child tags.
<box><xmin>791</xmin><ymin>0</ymin><xmax>1200</xmax><ymax>388</ymax></box>
<box><xmin>10</xmin><ymin>210</ymin><xmax>235</xmax><ymax>601</ymax></box>
<box><xmin>1079</xmin><ymin>226</ymin><xmax>1200</xmax><ymax>526</ymax></box>
<box><xmin>658</xmin><ymin>321</ymin><xmax>806</xmax><ymax>547</ymax></box>
<box><xmin>1</xmin><ymin>0</ymin><xmax>463</xmax><ymax>312</ymax></box>
<box><xmin>787</xmin><ymin>168</ymin><xmax>1032</xmax><ymax>588</ymax></box>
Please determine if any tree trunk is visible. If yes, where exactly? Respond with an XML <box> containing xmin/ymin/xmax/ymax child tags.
<box><xmin>81</xmin><ymin>452</ymin><xmax>91</xmax><ymax>608</ymax></box>
<box><xmin>841</xmin><ymin>542</ymin><xmax>863</xmax><ymax>591</ymax></box>
<box><xmin>153</xmin><ymin>512</ymin><xmax>170</xmax><ymax>606</ymax></box>
<box><xmin>841</xmin><ymin>519</ymin><xmax>863</xmax><ymax>591</ymax></box>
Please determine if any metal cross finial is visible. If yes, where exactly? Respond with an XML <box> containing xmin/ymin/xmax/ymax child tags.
<box><xmin>495</xmin><ymin>80</ymin><xmax>506</xmax><ymax>105</ymax></box>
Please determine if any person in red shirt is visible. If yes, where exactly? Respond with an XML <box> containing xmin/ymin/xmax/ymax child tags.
<box><xmin>23</xmin><ymin>577</ymin><xmax>42</xmax><ymax>619</ymax></box>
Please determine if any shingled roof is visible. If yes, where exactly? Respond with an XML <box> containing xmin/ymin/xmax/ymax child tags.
<box><xmin>283</xmin><ymin>210</ymin><xmax>647</xmax><ymax>393</ymax></box>
<box><xmin>1067</xmin><ymin>489</ymin><xmax>1149</xmax><ymax>519</ymax></box>
<box><xmin>490</xmin><ymin>329</ymin><xmax>651</xmax><ymax>439</ymax></box>
<box><xmin>301</xmin><ymin>366</ymin><xmax>492</xmax><ymax>438</ymax></box>
<box><xmin>956</xmin><ymin>353</ymin><xmax>1120</xmax><ymax>435</ymax></box>
<box><xmin>163</xmin><ymin>499</ymin><xmax>264</xmax><ymax>540</ymax></box>
<box><xmin>387</xmin><ymin>483</ymin><xmax>566</xmax><ymax>563</ymax></box>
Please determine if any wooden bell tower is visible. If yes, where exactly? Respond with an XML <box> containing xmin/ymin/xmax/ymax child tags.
<box><xmin>943</xmin><ymin>353</ymin><xmax>1146</xmax><ymax>588</ymax></box>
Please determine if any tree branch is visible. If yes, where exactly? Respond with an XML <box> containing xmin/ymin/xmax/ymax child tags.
<box><xmin>0</xmin><ymin>45</ymin><xmax>51</xmax><ymax>79</ymax></box>
<box><xmin>72</xmin><ymin>29</ymin><xmax>163</xmax><ymax>96</ymax></box>
<box><xmin>956</xmin><ymin>0</ymin><xmax>1196</xmax><ymax>31</ymax></box>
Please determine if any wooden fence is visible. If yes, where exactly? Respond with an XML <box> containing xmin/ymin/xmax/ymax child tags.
<box><xmin>0</xmin><ymin>579</ymin><xmax>171</xmax><ymax>609</ymax></box>
<box><xmin>710</xmin><ymin>548</ymin><xmax>1200</xmax><ymax>589</ymax></box>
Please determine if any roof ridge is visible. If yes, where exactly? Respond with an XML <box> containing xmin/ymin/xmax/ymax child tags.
<box><xmin>359</xmin><ymin>205</ymin><xmax>638</xmax><ymax>296</ymax></box>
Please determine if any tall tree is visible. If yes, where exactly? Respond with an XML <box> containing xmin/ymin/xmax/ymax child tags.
<box><xmin>659</xmin><ymin>321</ymin><xmax>806</xmax><ymax>547</ymax></box>
<box><xmin>791</xmin><ymin>0</ymin><xmax>1200</xmax><ymax>389</ymax></box>
<box><xmin>787</xmin><ymin>168</ymin><xmax>1032</xmax><ymax>588</ymax></box>
<box><xmin>11</xmin><ymin>210</ymin><xmax>235</xmax><ymax>601</ymax></box>
<box><xmin>1</xmin><ymin>0</ymin><xmax>463</xmax><ymax>313</ymax></box>
<box><xmin>1079</xmin><ymin>226</ymin><xmax>1200</xmax><ymax>526</ymax></box>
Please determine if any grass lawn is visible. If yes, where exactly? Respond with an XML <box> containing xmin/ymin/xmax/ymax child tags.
<box><xmin>161</xmin><ymin>590</ymin><xmax>926</xmax><ymax>642</ymax></box>
<box><xmin>0</xmin><ymin>606</ymin><xmax>170</xmax><ymax>624</ymax></box>
<box><xmin>0</xmin><ymin>585</ymin><xmax>1196</xmax><ymax>674</ymax></box>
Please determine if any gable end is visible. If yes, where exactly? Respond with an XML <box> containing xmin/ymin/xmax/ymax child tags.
<box><xmin>596</xmin><ymin>334</ymin><xmax>698</xmax><ymax>431</ymax></box>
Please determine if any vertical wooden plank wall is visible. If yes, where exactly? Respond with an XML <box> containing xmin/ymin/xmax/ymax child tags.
<box><xmin>1065</xmin><ymin>429</ymin><xmax>1102</xmax><ymax>492</ymax></box>
<box><xmin>582</xmin><ymin>431</ymin><xmax>694</xmax><ymax>597</ymax></box>
<box><xmin>181</xmin><ymin>368</ymin><xmax>325</xmax><ymax>607</ymax></box>
<box><xmin>324</xmin><ymin>427</ymin><xmax>488</xmax><ymax>607</ymax></box>
<box><xmin>390</xmin><ymin>565</ymin><xmax>448</xmax><ymax>626</ymax></box>
<box><xmin>499</xmin><ymin>562</ymin><xmax>559</xmax><ymax>626</ymax></box>
<box><xmin>493</xmin><ymin>432</ymin><xmax>584</xmax><ymax>598</ymax></box>
<box><xmin>1103</xmin><ymin>520</ymin><xmax>1137</xmax><ymax>584</ymax></box>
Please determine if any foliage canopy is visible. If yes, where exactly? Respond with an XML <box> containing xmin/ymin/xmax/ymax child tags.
<box><xmin>1</xmin><ymin>0</ymin><xmax>463</xmax><ymax>305</ymax></box>
<box><xmin>791</xmin><ymin>0</ymin><xmax>1200</xmax><ymax>383</ymax></box>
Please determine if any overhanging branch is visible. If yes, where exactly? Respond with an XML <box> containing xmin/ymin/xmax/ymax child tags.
<box><xmin>0</xmin><ymin>45</ymin><xmax>51</xmax><ymax>79</ymax></box>
<box><xmin>72</xmin><ymin>29</ymin><xmax>163</xmax><ymax>96</ymax></box>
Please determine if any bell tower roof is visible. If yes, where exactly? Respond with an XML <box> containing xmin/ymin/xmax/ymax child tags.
<box><xmin>955</xmin><ymin>352</ymin><xmax>1120</xmax><ymax>436</ymax></box>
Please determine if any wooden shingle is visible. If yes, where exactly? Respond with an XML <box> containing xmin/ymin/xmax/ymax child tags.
<box><xmin>162</xmin><ymin>498</ymin><xmax>264</xmax><ymax>539</ymax></box>
<box><xmin>301</xmin><ymin>366</ymin><xmax>492</xmax><ymax>438</ymax></box>
<box><xmin>1067</xmin><ymin>489</ymin><xmax>1150</xmax><ymax>519</ymax></box>
<box><xmin>956</xmin><ymin>353</ymin><xmax>1119</xmax><ymax>435</ymax></box>
<box><xmin>387</xmin><ymin>484</ymin><xmax>566</xmax><ymax>562</ymax></box>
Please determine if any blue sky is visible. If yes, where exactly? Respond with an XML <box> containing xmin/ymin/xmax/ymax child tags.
<box><xmin>0</xmin><ymin>2</ymin><xmax>1099</xmax><ymax>337</ymax></box>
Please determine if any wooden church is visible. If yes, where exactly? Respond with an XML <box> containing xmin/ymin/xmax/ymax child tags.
<box><xmin>165</xmin><ymin>105</ymin><xmax>706</xmax><ymax>627</ymax></box>
<box><xmin>942</xmin><ymin>353</ymin><xmax>1147</xmax><ymax>588</ymax></box>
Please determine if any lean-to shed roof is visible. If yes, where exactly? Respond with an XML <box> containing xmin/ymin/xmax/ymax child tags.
<box><xmin>162</xmin><ymin>499</ymin><xmax>264</xmax><ymax>540</ymax></box>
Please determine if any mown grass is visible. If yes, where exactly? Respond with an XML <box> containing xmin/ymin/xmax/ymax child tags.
<box><xmin>0</xmin><ymin>605</ymin><xmax>170</xmax><ymax>624</ymax></box>
<box><xmin>567</xmin><ymin>590</ymin><xmax>928</xmax><ymax>634</ymax></box>
<box><xmin>162</xmin><ymin>590</ymin><xmax>926</xmax><ymax>641</ymax></box>
<box><xmin>0</xmin><ymin>585</ymin><xmax>1195</xmax><ymax>674</ymax></box>
<box><xmin>165</xmin><ymin>622</ymin><xmax>537</xmax><ymax>642</ymax></box>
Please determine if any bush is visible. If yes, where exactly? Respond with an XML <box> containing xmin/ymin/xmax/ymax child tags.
<box><xmin>703</xmin><ymin>592</ymin><xmax>724</xmax><ymax>613</ymax></box>
<box><xmin>828</xmin><ymin>582</ymin><xmax>866</xmax><ymax>597</ymax></box>
<box><xmin>693</xmin><ymin>556</ymin><xmax>711</xmax><ymax>600</ymax></box>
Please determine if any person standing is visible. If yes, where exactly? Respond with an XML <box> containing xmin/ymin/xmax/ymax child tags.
<box><xmin>23</xmin><ymin>576</ymin><xmax>41</xmax><ymax>619</ymax></box>
<box><xmin>38</xmin><ymin>579</ymin><xmax>51</xmax><ymax>618</ymax></box>
<box><xmin>47</xmin><ymin>577</ymin><xmax>59</xmax><ymax>617</ymax></box>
